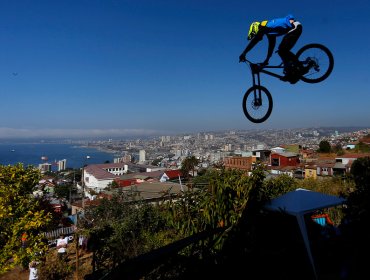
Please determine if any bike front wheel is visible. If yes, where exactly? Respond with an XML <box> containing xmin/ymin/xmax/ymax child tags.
<box><xmin>296</xmin><ymin>43</ymin><xmax>334</xmax><ymax>84</ymax></box>
<box><xmin>242</xmin><ymin>85</ymin><xmax>273</xmax><ymax>123</ymax></box>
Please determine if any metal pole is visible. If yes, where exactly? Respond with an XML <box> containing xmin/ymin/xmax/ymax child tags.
<box><xmin>75</xmin><ymin>230</ymin><xmax>79</xmax><ymax>280</ymax></box>
<box><xmin>82</xmin><ymin>166</ymin><xmax>85</xmax><ymax>211</ymax></box>
<box><xmin>70</xmin><ymin>171</ymin><xmax>74</xmax><ymax>205</ymax></box>
<box><xmin>75</xmin><ymin>205</ymin><xmax>79</xmax><ymax>279</ymax></box>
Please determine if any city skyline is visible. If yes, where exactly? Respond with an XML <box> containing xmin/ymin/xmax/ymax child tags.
<box><xmin>1</xmin><ymin>0</ymin><xmax>369</xmax><ymax>139</ymax></box>
<box><xmin>1</xmin><ymin>126</ymin><xmax>368</xmax><ymax>143</ymax></box>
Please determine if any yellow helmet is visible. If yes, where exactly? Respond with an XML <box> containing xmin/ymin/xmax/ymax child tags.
<box><xmin>248</xmin><ymin>21</ymin><xmax>260</xmax><ymax>40</ymax></box>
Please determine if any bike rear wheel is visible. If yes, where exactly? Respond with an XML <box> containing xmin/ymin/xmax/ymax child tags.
<box><xmin>296</xmin><ymin>43</ymin><xmax>334</xmax><ymax>84</ymax></box>
<box><xmin>242</xmin><ymin>85</ymin><xmax>273</xmax><ymax>123</ymax></box>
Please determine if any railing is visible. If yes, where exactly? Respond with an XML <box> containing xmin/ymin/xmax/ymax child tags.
<box><xmin>43</xmin><ymin>226</ymin><xmax>76</xmax><ymax>240</ymax></box>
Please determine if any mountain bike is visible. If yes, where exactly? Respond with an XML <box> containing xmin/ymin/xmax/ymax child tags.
<box><xmin>241</xmin><ymin>43</ymin><xmax>334</xmax><ymax>123</ymax></box>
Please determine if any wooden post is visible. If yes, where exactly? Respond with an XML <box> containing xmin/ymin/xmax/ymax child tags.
<box><xmin>75</xmin><ymin>213</ymin><xmax>79</xmax><ymax>280</ymax></box>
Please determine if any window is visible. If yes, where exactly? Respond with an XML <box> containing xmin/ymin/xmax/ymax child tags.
<box><xmin>272</xmin><ymin>158</ymin><xmax>279</xmax><ymax>166</ymax></box>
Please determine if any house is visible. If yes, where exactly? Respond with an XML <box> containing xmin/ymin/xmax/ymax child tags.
<box><xmin>304</xmin><ymin>165</ymin><xmax>317</xmax><ymax>179</ymax></box>
<box><xmin>71</xmin><ymin>181</ymin><xmax>189</xmax><ymax>215</ymax></box>
<box><xmin>123</xmin><ymin>181</ymin><xmax>188</xmax><ymax>200</ymax></box>
<box><xmin>252</xmin><ymin>149</ymin><xmax>272</xmax><ymax>163</ymax></box>
<box><xmin>71</xmin><ymin>199</ymin><xmax>101</xmax><ymax>215</ymax></box>
<box><xmin>115</xmin><ymin>170</ymin><xmax>164</xmax><ymax>187</ymax></box>
<box><xmin>300</xmin><ymin>148</ymin><xmax>316</xmax><ymax>159</ymax></box>
<box><xmin>82</xmin><ymin>163</ymin><xmax>126</xmax><ymax>192</ymax></box>
<box><xmin>316</xmin><ymin>160</ymin><xmax>335</xmax><ymax>177</ymax></box>
<box><xmin>345</xmin><ymin>143</ymin><xmax>356</xmax><ymax>150</ymax></box>
<box><xmin>49</xmin><ymin>198</ymin><xmax>64</xmax><ymax>213</ymax></box>
<box><xmin>269</xmin><ymin>152</ymin><xmax>300</xmax><ymax>178</ymax></box>
<box><xmin>160</xmin><ymin>170</ymin><xmax>184</xmax><ymax>182</ymax></box>
<box><xmin>114</xmin><ymin>178</ymin><xmax>137</xmax><ymax>188</ymax></box>
<box><xmin>270</xmin><ymin>152</ymin><xmax>300</xmax><ymax>168</ymax></box>
<box><xmin>224</xmin><ymin>156</ymin><xmax>255</xmax><ymax>172</ymax></box>
<box><xmin>127</xmin><ymin>163</ymin><xmax>167</xmax><ymax>173</ymax></box>
<box><xmin>333</xmin><ymin>153</ymin><xmax>370</xmax><ymax>175</ymax></box>
<box><xmin>335</xmin><ymin>154</ymin><xmax>370</xmax><ymax>165</ymax></box>
<box><xmin>269</xmin><ymin>165</ymin><xmax>296</xmax><ymax>177</ymax></box>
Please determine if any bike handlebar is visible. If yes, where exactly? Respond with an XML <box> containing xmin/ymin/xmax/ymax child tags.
<box><xmin>240</xmin><ymin>59</ymin><xmax>267</xmax><ymax>71</ymax></box>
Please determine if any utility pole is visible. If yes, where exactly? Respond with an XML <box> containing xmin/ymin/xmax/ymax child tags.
<box><xmin>76</xmin><ymin>155</ymin><xmax>90</xmax><ymax>279</ymax></box>
<box><xmin>81</xmin><ymin>166</ymin><xmax>85</xmax><ymax>211</ymax></box>
<box><xmin>81</xmin><ymin>155</ymin><xmax>90</xmax><ymax>211</ymax></box>
<box><xmin>70</xmin><ymin>171</ymin><xmax>75</xmax><ymax>205</ymax></box>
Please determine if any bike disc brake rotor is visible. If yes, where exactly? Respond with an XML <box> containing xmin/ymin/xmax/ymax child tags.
<box><xmin>252</xmin><ymin>99</ymin><xmax>261</xmax><ymax>109</ymax></box>
<box><xmin>305</xmin><ymin>57</ymin><xmax>320</xmax><ymax>72</ymax></box>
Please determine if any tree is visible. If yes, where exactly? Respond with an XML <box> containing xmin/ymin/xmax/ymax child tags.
<box><xmin>166</xmin><ymin>166</ymin><xmax>267</xmax><ymax>246</ymax></box>
<box><xmin>79</xmin><ymin>191</ymin><xmax>172</xmax><ymax>272</ymax></box>
<box><xmin>151</xmin><ymin>157</ymin><xmax>163</xmax><ymax>166</ymax></box>
<box><xmin>54</xmin><ymin>183</ymin><xmax>76</xmax><ymax>201</ymax></box>
<box><xmin>346</xmin><ymin>156</ymin><xmax>370</xmax><ymax>222</ymax></box>
<box><xmin>260</xmin><ymin>174</ymin><xmax>297</xmax><ymax>200</ymax></box>
<box><xmin>318</xmin><ymin>140</ymin><xmax>331</xmax><ymax>153</ymax></box>
<box><xmin>0</xmin><ymin>164</ymin><xmax>53</xmax><ymax>273</ymax></box>
<box><xmin>180</xmin><ymin>156</ymin><xmax>199</xmax><ymax>179</ymax></box>
<box><xmin>341</xmin><ymin>157</ymin><xmax>370</xmax><ymax>278</ymax></box>
<box><xmin>38</xmin><ymin>251</ymin><xmax>73</xmax><ymax>280</ymax></box>
<box><xmin>333</xmin><ymin>143</ymin><xmax>344</xmax><ymax>155</ymax></box>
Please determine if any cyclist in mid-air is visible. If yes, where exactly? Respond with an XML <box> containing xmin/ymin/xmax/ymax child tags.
<box><xmin>239</xmin><ymin>14</ymin><xmax>303</xmax><ymax>84</ymax></box>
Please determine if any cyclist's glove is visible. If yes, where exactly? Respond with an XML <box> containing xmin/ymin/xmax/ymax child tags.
<box><xmin>239</xmin><ymin>54</ymin><xmax>246</xmax><ymax>63</ymax></box>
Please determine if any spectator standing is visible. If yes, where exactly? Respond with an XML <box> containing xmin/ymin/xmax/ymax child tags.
<box><xmin>29</xmin><ymin>261</ymin><xmax>38</xmax><ymax>280</ymax></box>
<box><xmin>56</xmin><ymin>234</ymin><xmax>68</xmax><ymax>260</ymax></box>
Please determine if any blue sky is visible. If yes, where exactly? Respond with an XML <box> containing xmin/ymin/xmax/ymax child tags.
<box><xmin>0</xmin><ymin>0</ymin><xmax>369</xmax><ymax>139</ymax></box>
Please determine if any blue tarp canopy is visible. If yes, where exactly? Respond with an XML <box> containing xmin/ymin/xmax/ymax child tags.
<box><xmin>264</xmin><ymin>188</ymin><xmax>346</xmax><ymax>279</ymax></box>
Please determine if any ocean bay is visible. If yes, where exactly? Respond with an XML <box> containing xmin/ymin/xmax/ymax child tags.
<box><xmin>0</xmin><ymin>142</ymin><xmax>117</xmax><ymax>169</ymax></box>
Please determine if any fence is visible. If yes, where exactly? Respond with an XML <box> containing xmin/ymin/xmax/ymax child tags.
<box><xmin>43</xmin><ymin>226</ymin><xmax>76</xmax><ymax>240</ymax></box>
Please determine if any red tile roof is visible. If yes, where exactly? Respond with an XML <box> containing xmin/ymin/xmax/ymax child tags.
<box><xmin>164</xmin><ymin>170</ymin><xmax>183</xmax><ymax>179</ymax></box>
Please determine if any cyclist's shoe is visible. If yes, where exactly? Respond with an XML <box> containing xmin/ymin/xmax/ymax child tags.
<box><xmin>300</xmin><ymin>66</ymin><xmax>309</xmax><ymax>75</ymax></box>
<box><xmin>289</xmin><ymin>75</ymin><xmax>300</xmax><ymax>84</ymax></box>
<box><xmin>280</xmin><ymin>73</ymin><xmax>300</xmax><ymax>84</ymax></box>
<box><xmin>280</xmin><ymin>75</ymin><xmax>291</xmax><ymax>82</ymax></box>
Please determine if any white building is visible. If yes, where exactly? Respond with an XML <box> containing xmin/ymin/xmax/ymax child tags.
<box><xmin>58</xmin><ymin>159</ymin><xmax>67</xmax><ymax>171</ymax></box>
<box><xmin>82</xmin><ymin>163</ymin><xmax>128</xmax><ymax>193</ymax></box>
<box><xmin>39</xmin><ymin>163</ymin><xmax>52</xmax><ymax>173</ymax></box>
<box><xmin>271</xmin><ymin>147</ymin><xmax>286</xmax><ymax>154</ymax></box>
<box><xmin>139</xmin><ymin>150</ymin><xmax>146</xmax><ymax>163</ymax></box>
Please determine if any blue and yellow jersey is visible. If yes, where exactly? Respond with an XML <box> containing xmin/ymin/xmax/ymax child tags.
<box><xmin>264</xmin><ymin>15</ymin><xmax>295</xmax><ymax>36</ymax></box>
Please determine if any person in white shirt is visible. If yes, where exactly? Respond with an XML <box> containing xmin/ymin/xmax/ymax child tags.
<box><xmin>29</xmin><ymin>261</ymin><xmax>38</xmax><ymax>280</ymax></box>
<box><xmin>56</xmin><ymin>234</ymin><xmax>68</xmax><ymax>260</ymax></box>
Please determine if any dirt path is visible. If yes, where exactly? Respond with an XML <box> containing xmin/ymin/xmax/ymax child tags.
<box><xmin>0</xmin><ymin>250</ymin><xmax>93</xmax><ymax>280</ymax></box>
<box><xmin>0</xmin><ymin>266</ymin><xmax>29</xmax><ymax>280</ymax></box>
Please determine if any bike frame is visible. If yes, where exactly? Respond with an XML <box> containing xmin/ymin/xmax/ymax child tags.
<box><xmin>247</xmin><ymin>60</ymin><xmax>284</xmax><ymax>87</ymax></box>
<box><xmin>245</xmin><ymin>60</ymin><xmax>283</xmax><ymax>107</ymax></box>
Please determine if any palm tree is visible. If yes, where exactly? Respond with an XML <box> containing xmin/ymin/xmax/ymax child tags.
<box><xmin>181</xmin><ymin>156</ymin><xmax>199</xmax><ymax>179</ymax></box>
